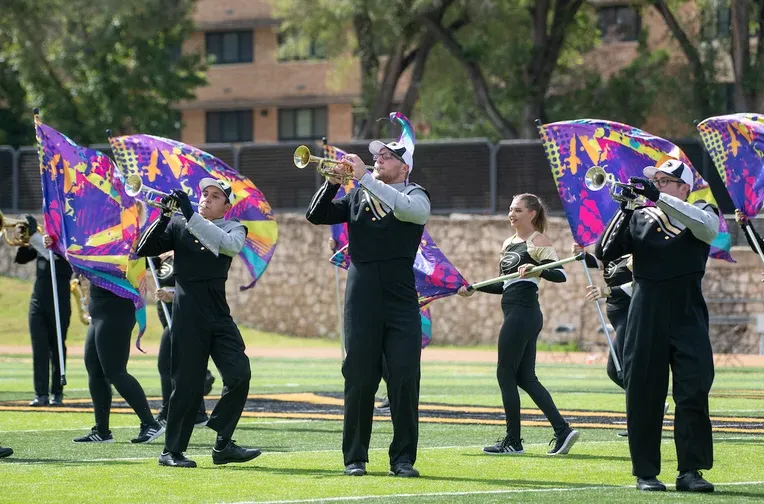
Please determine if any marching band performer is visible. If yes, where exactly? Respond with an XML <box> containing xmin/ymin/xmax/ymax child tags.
<box><xmin>734</xmin><ymin>210</ymin><xmax>764</xmax><ymax>282</ymax></box>
<box><xmin>596</xmin><ymin>160</ymin><xmax>717</xmax><ymax>492</ymax></box>
<box><xmin>13</xmin><ymin>215</ymin><xmax>72</xmax><ymax>407</ymax></box>
<box><xmin>136</xmin><ymin>179</ymin><xmax>259</xmax><ymax>469</ymax></box>
<box><xmin>306</xmin><ymin>132</ymin><xmax>429</xmax><ymax>477</ymax></box>
<box><xmin>459</xmin><ymin>194</ymin><xmax>579</xmax><ymax>456</ymax></box>
<box><xmin>72</xmin><ymin>255</ymin><xmax>163</xmax><ymax>445</ymax></box>
<box><xmin>151</xmin><ymin>253</ymin><xmax>215</xmax><ymax>428</ymax></box>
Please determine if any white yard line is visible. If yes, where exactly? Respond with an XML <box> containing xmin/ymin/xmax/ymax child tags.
<box><xmin>224</xmin><ymin>480</ymin><xmax>764</xmax><ymax>504</ymax></box>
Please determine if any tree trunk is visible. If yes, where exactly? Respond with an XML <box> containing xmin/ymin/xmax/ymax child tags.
<box><xmin>650</xmin><ymin>0</ymin><xmax>714</xmax><ymax>118</ymax></box>
<box><xmin>353</xmin><ymin>10</ymin><xmax>380</xmax><ymax>138</ymax></box>
<box><xmin>400</xmin><ymin>33</ymin><xmax>435</xmax><ymax>119</ymax></box>
<box><xmin>421</xmin><ymin>14</ymin><xmax>519</xmax><ymax>138</ymax></box>
<box><xmin>730</xmin><ymin>0</ymin><xmax>751</xmax><ymax>110</ymax></box>
<box><xmin>523</xmin><ymin>0</ymin><xmax>583</xmax><ymax>136</ymax></box>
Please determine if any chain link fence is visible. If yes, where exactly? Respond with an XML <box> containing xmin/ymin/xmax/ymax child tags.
<box><xmin>0</xmin><ymin>137</ymin><xmax>741</xmax><ymax>219</ymax></box>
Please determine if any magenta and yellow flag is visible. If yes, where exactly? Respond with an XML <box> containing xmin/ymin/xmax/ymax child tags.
<box><xmin>109</xmin><ymin>135</ymin><xmax>278</xmax><ymax>290</ymax></box>
<box><xmin>36</xmin><ymin>118</ymin><xmax>148</xmax><ymax>345</ymax></box>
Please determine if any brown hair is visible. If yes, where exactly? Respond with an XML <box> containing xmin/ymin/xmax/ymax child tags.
<box><xmin>512</xmin><ymin>193</ymin><xmax>547</xmax><ymax>233</ymax></box>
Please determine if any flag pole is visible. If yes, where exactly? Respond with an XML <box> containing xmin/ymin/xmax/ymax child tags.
<box><xmin>744</xmin><ymin>224</ymin><xmax>764</xmax><ymax>264</ymax></box>
<box><xmin>579</xmin><ymin>259</ymin><xmax>622</xmax><ymax>379</ymax></box>
<box><xmin>35</xmin><ymin>108</ymin><xmax>67</xmax><ymax>386</ymax></box>
<box><xmin>469</xmin><ymin>254</ymin><xmax>584</xmax><ymax>290</ymax></box>
<box><xmin>323</xmin><ymin>136</ymin><xmax>346</xmax><ymax>359</ymax></box>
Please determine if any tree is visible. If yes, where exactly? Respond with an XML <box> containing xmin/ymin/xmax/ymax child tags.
<box><xmin>730</xmin><ymin>0</ymin><xmax>764</xmax><ymax>111</ymax></box>
<box><xmin>272</xmin><ymin>0</ymin><xmax>470</xmax><ymax>139</ymax></box>
<box><xmin>0</xmin><ymin>0</ymin><xmax>207</xmax><ymax>145</ymax></box>
<box><xmin>420</xmin><ymin>0</ymin><xmax>596</xmax><ymax>138</ymax></box>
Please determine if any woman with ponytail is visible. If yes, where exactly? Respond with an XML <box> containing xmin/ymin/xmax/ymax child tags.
<box><xmin>459</xmin><ymin>193</ymin><xmax>579</xmax><ymax>456</ymax></box>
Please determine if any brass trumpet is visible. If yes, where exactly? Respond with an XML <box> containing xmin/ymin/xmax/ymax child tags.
<box><xmin>0</xmin><ymin>210</ymin><xmax>42</xmax><ymax>247</ymax></box>
<box><xmin>124</xmin><ymin>174</ymin><xmax>199</xmax><ymax>214</ymax></box>
<box><xmin>584</xmin><ymin>166</ymin><xmax>641</xmax><ymax>210</ymax></box>
<box><xmin>293</xmin><ymin>145</ymin><xmax>372</xmax><ymax>184</ymax></box>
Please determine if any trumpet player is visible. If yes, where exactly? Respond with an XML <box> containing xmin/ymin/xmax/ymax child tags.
<box><xmin>13</xmin><ymin>215</ymin><xmax>72</xmax><ymax>407</ymax></box>
<box><xmin>136</xmin><ymin>179</ymin><xmax>259</xmax><ymax>469</ymax></box>
<box><xmin>307</xmin><ymin>133</ymin><xmax>430</xmax><ymax>478</ymax></box>
<box><xmin>596</xmin><ymin>160</ymin><xmax>717</xmax><ymax>493</ymax></box>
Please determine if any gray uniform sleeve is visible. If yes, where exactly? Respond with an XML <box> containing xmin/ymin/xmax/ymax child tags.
<box><xmin>358</xmin><ymin>173</ymin><xmax>430</xmax><ymax>225</ymax></box>
<box><xmin>656</xmin><ymin>193</ymin><xmax>719</xmax><ymax>245</ymax></box>
<box><xmin>28</xmin><ymin>233</ymin><xmax>50</xmax><ymax>260</ymax></box>
<box><xmin>185</xmin><ymin>214</ymin><xmax>246</xmax><ymax>257</ymax></box>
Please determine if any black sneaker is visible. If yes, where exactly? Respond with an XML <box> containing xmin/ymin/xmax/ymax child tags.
<box><xmin>547</xmin><ymin>426</ymin><xmax>580</xmax><ymax>455</ymax></box>
<box><xmin>131</xmin><ymin>423</ymin><xmax>165</xmax><ymax>444</ymax></box>
<box><xmin>50</xmin><ymin>393</ymin><xmax>64</xmax><ymax>406</ymax></box>
<box><xmin>211</xmin><ymin>440</ymin><xmax>261</xmax><ymax>465</ymax></box>
<box><xmin>159</xmin><ymin>450</ymin><xmax>197</xmax><ymax>468</ymax></box>
<box><xmin>676</xmin><ymin>470</ymin><xmax>714</xmax><ymax>493</ymax></box>
<box><xmin>155</xmin><ymin>410</ymin><xmax>167</xmax><ymax>428</ymax></box>
<box><xmin>203</xmin><ymin>371</ymin><xmax>215</xmax><ymax>396</ymax></box>
<box><xmin>482</xmin><ymin>434</ymin><xmax>524</xmax><ymax>455</ymax></box>
<box><xmin>0</xmin><ymin>446</ymin><xmax>13</xmax><ymax>458</ymax></box>
<box><xmin>73</xmin><ymin>427</ymin><xmax>113</xmax><ymax>443</ymax></box>
<box><xmin>617</xmin><ymin>430</ymin><xmax>628</xmax><ymax>437</ymax></box>
<box><xmin>376</xmin><ymin>397</ymin><xmax>390</xmax><ymax>413</ymax></box>
<box><xmin>29</xmin><ymin>395</ymin><xmax>49</xmax><ymax>407</ymax></box>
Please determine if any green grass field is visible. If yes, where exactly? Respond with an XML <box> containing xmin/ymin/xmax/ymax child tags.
<box><xmin>1</xmin><ymin>276</ymin><xmax>763</xmax><ymax>503</ymax></box>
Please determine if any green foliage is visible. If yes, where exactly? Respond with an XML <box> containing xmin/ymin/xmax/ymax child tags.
<box><xmin>415</xmin><ymin>3</ymin><xmax>601</xmax><ymax>139</ymax></box>
<box><xmin>546</xmin><ymin>46</ymin><xmax>673</xmax><ymax>128</ymax></box>
<box><xmin>0</xmin><ymin>0</ymin><xmax>207</xmax><ymax>145</ymax></box>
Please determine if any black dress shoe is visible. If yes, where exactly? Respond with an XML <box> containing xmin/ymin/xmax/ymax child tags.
<box><xmin>0</xmin><ymin>446</ymin><xmax>13</xmax><ymax>458</ymax></box>
<box><xmin>636</xmin><ymin>477</ymin><xmax>666</xmax><ymax>491</ymax></box>
<box><xmin>158</xmin><ymin>451</ymin><xmax>197</xmax><ymax>468</ymax></box>
<box><xmin>676</xmin><ymin>470</ymin><xmax>714</xmax><ymax>493</ymax></box>
<box><xmin>389</xmin><ymin>462</ymin><xmax>420</xmax><ymax>477</ymax></box>
<box><xmin>50</xmin><ymin>393</ymin><xmax>64</xmax><ymax>406</ymax></box>
<box><xmin>29</xmin><ymin>395</ymin><xmax>49</xmax><ymax>407</ymax></box>
<box><xmin>344</xmin><ymin>462</ymin><xmax>366</xmax><ymax>476</ymax></box>
<box><xmin>212</xmin><ymin>441</ymin><xmax>261</xmax><ymax>465</ymax></box>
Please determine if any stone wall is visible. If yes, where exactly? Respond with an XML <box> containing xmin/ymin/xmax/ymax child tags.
<box><xmin>2</xmin><ymin>213</ymin><xmax>763</xmax><ymax>353</ymax></box>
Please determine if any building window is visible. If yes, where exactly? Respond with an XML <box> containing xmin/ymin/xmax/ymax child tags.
<box><xmin>702</xmin><ymin>1</ymin><xmax>731</xmax><ymax>40</ymax></box>
<box><xmin>598</xmin><ymin>6</ymin><xmax>641</xmax><ymax>43</ymax></box>
<box><xmin>205</xmin><ymin>30</ymin><xmax>253</xmax><ymax>64</ymax></box>
<box><xmin>206</xmin><ymin>110</ymin><xmax>253</xmax><ymax>143</ymax></box>
<box><xmin>279</xmin><ymin>107</ymin><xmax>327</xmax><ymax>141</ymax></box>
<box><xmin>277</xmin><ymin>31</ymin><xmax>327</xmax><ymax>61</ymax></box>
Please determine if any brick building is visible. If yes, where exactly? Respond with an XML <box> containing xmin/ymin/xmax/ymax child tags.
<box><xmin>178</xmin><ymin>0</ymin><xmax>734</xmax><ymax>144</ymax></box>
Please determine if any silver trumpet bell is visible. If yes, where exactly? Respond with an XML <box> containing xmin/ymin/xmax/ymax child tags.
<box><xmin>584</xmin><ymin>166</ymin><xmax>640</xmax><ymax>209</ymax></box>
<box><xmin>124</xmin><ymin>174</ymin><xmax>198</xmax><ymax>213</ymax></box>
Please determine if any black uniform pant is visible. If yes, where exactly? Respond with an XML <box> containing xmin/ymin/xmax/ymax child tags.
<box><xmin>605</xmin><ymin>306</ymin><xmax>628</xmax><ymax>390</ymax></box>
<box><xmin>164</xmin><ymin>282</ymin><xmax>250</xmax><ymax>453</ymax></box>
<box><xmin>157</xmin><ymin>326</ymin><xmax>208</xmax><ymax>418</ymax></box>
<box><xmin>498</xmin><ymin>300</ymin><xmax>567</xmax><ymax>441</ymax></box>
<box><xmin>624</xmin><ymin>274</ymin><xmax>714</xmax><ymax>477</ymax></box>
<box><xmin>342</xmin><ymin>259</ymin><xmax>421</xmax><ymax>467</ymax></box>
<box><xmin>29</xmin><ymin>293</ymin><xmax>71</xmax><ymax>396</ymax></box>
<box><xmin>85</xmin><ymin>294</ymin><xmax>154</xmax><ymax>434</ymax></box>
